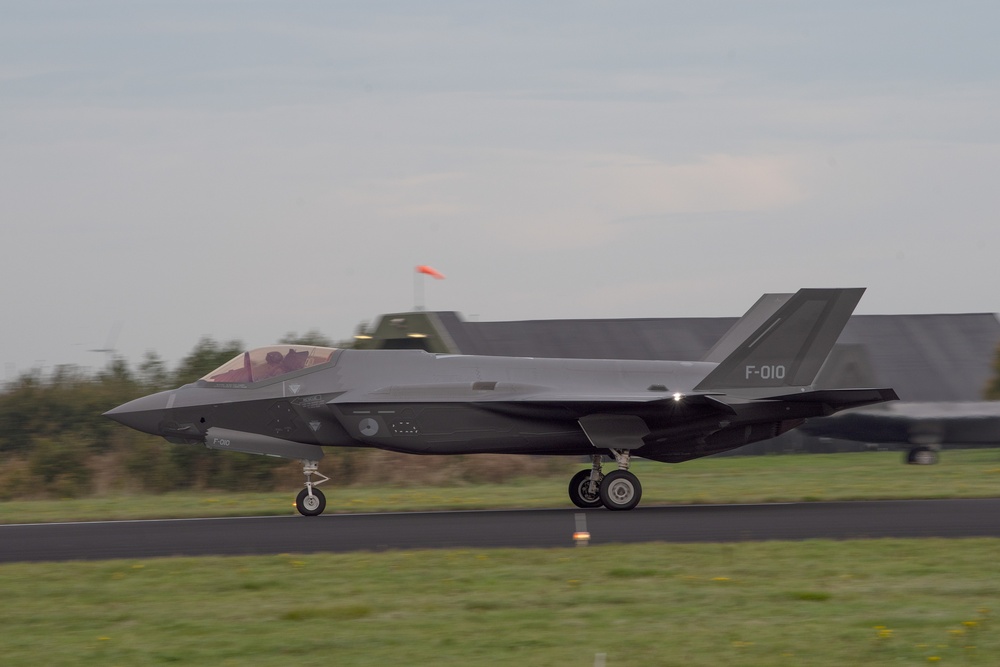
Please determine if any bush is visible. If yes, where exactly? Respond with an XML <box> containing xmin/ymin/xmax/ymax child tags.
<box><xmin>0</xmin><ymin>458</ymin><xmax>33</xmax><ymax>501</ymax></box>
<box><xmin>27</xmin><ymin>436</ymin><xmax>93</xmax><ymax>498</ymax></box>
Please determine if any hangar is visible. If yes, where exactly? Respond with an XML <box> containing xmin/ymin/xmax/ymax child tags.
<box><xmin>353</xmin><ymin>306</ymin><xmax>1000</xmax><ymax>454</ymax></box>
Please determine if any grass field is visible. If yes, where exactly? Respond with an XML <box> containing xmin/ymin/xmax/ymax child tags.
<box><xmin>1</xmin><ymin>539</ymin><xmax>997</xmax><ymax>666</ymax></box>
<box><xmin>2</xmin><ymin>449</ymin><xmax>999</xmax><ymax>524</ymax></box>
<box><xmin>3</xmin><ymin>450</ymin><xmax>999</xmax><ymax>665</ymax></box>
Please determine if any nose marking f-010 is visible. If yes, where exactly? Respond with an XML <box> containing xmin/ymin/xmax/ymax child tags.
<box><xmin>359</xmin><ymin>418</ymin><xmax>379</xmax><ymax>436</ymax></box>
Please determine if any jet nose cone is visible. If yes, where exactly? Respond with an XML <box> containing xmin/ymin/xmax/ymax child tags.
<box><xmin>104</xmin><ymin>391</ymin><xmax>172</xmax><ymax>435</ymax></box>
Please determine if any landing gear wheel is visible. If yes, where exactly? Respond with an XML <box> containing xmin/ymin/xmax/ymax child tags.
<box><xmin>568</xmin><ymin>469</ymin><xmax>603</xmax><ymax>509</ymax></box>
<box><xmin>599</xmin><ymin>470</ymin><xmax>642</xmax><ymax>511</ymax></box>
<box><xmin>906</xmin><ymin>447</ymin><xmax>939</xmax><ymax>465</ymax></box>
<box><xmin>296</xmin><ymin>487</ymin><xmax>327</xmax><ymax>516</ymax></box>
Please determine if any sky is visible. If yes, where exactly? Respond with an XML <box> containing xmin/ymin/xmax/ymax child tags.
<box><xmin>2</xmin><ymin>1</ymin><xmax>999</xmax><ymax>378</ymax></box>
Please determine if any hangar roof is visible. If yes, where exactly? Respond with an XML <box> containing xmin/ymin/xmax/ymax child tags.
<box><xmin>365</xmin><ymin>311</ymin><xmax>1000</xmax><ymax>402</ymax></box>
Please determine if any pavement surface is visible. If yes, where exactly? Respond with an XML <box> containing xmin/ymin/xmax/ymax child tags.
<box><xmin>2</xmin><ymin>498</ymin><xmax>998</xmax><ymax>563</ymax></box>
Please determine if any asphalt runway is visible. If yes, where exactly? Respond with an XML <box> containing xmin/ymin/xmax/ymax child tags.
<box><xmin>2</xmin><ymin>498</ymin><xmax>999</xmax><ymax>563</ymax></box>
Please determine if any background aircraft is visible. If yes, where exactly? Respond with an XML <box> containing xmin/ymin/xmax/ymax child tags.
<box><xmin>106</xmin><ymin>288</ymin><xmax>897</xmax><ymax>515</ymax></box>
<box><xmin>801</xmin><ymin>401</ymin><xmax>1000</xmax><ymax>464</ymax></box>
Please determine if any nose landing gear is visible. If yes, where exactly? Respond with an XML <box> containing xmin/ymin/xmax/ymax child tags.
<box><xmin>295</xmin><ymin>459</ymin><xmax>329</xmax><ymax>516</ymax></box>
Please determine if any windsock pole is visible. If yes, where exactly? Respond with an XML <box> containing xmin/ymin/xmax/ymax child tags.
<box><xmin>414</xmin><ymin>265</ymin><xmax>446</xmax><ymax>311</ymax></box>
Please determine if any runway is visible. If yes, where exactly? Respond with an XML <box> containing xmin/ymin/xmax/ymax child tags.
<box><xmin>2</xmin><ymin>498</ymin><xmax>999</xmax><ymax>563</ymax></box>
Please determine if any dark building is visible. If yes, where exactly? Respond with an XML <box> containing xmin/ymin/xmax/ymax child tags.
<box><xmin>354</xmin><ymin>308</ymin><xmax>1000</xmax><ymax>454</ymax></box>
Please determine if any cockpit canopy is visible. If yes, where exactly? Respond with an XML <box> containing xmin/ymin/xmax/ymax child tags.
<box><xmin>202</xmin><ymin>345</ymin><xmax>338</xmax><ymax>384</ymax></box>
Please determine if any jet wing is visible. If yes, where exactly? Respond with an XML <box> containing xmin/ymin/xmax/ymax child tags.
<box><xmin>327</xmin><ymin>384</ymin><xmax>736</xmax><ymax>413</ymax></box>
<box><xmin>519</xmin><ymin>392</ymin><xmax>739</xmax><ymax>415</ymax></box>
<box><xmin>327</xmin><ymin>382</ymin><xmax>545</xmax><ymax>403</ymax></box>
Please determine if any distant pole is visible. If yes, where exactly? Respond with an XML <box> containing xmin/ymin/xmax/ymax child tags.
<box><xmin>414</xmin><ymin>265</ymin><xmax>446</xmax><ymax>311</ymax></box>
<box><xmin>414</xmin><ymin>271</ymin><xmax>424</xmax><ymax>311</ymax></box>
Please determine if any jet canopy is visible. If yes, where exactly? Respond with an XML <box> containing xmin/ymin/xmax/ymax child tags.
<box><xmin>202</xmin><ymin>345</ymin><xmax>338</xmax><ymax>384</ymax></box>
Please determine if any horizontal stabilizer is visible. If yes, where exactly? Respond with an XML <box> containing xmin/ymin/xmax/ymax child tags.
<box><xmin>765</xmin><ymin>387</ymin><xmax>899</xmax><ymax>410</ymax></box>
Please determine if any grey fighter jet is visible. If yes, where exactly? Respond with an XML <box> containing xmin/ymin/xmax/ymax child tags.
<box><xmin>105</xmin><ymin>288</ymin><xmax>897</xmax><ymax>515</ymax></box>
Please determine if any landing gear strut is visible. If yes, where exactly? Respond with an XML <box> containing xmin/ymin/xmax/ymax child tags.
<box><xmin>568</xmin><ymin>455</ymin><xmax>604</xmax><ymax>509</ymax></box>
<box><xmin>600</xmin><ymin>449</ymin><xmax>642</xmax><ymax>511</ymax></box>
<box><xmin>295</xmin><ymin>459</ymin><xmax>329</xmax><ymax>516</ymax></box>
<box><xmin>567</xmin><ymin>450</ymin><xmax>643</xmax><ymax>511</ymax></box>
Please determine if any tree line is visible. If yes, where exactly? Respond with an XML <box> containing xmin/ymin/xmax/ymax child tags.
<box><xmin>5</xmin><ymin>334</ymin><xmax>1000</xmax><ymax>500</ymax></box>
<box><xmin>0</xmin><ymin>334</ymin><xmax>330</xmax><ymax>499</ymax></box>
<box><xmin>0</xmin><ymin>331</ymin><xmax>558</xmax><ymax>499</ymax></box>
<box><xmin>987</xmin><ymin>345</ymin><xmax>1000</xmax><ymax>399</ymax></box>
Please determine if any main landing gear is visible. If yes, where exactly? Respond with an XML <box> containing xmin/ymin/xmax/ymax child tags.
<box><xmin>568</xmin><ymin>450</ymin><xmax>642</xmax><ymax>511</ymax></box>
<box><xmin>906</xmin><ymin>446</ymin><xmax>939</xmax><ymax>465</ymax></box>
<box><xmin>295</xmin><ymin>459</ymin><xmax>329</xmax><ymax>516</ymax></box>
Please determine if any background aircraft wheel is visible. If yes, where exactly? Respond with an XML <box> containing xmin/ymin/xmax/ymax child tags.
<box><xmin>599</xmin><ymin>470</ymin><xmax>642</xmax><ymax>511</ymax></box>
<box><xmin>906</xmin><ymin>447</ymin><xmax>939</xmax><ymax>465</ymax></box>
<box><xmin>295</xmin><ymin>488</ymin><xmax>327</xmax><ymax>516</ymax></box>
<box><xmin>568</xmin><ymin>469</ymin><xmax>603</xmax><ymax>509</ymax></box>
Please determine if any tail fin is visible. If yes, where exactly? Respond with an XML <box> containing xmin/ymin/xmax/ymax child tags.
<box><xmin>694</xmin><ymin>288</ymin><xmax>864</xmax><ymax>392</ymax></box>
<box><xmin>702</xmin><ymin>292</ymin><xmax>793</xmax><ymax>363</ymax></box>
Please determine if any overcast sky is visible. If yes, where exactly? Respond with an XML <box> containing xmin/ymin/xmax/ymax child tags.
<box><xmin>2</xmin><ymin>1</ymin><xmax>998</xmax><ymax>377</ymax></box>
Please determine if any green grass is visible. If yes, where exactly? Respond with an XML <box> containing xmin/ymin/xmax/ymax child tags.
<box><xmin>1</xmin><ymin>539</ymin><xmax>997</xmax><ymax>666</ymax></box>
<box><xmin>3</xmin><ymin>450</ymin><xmax>999</xmax><ymax>665</ymax></box>
<box><xmin>2</xmin><ymin>449</ymin><xmax>1000</xmax><ymax>524</ymax></box>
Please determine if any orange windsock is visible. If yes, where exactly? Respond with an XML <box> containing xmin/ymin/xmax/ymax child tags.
<box><xmin>416</xmin><ymin>265</ymin><xmax>446</xmax><ymax>279</ymax></box>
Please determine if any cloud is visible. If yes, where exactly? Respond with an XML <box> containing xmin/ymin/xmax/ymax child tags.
<box><xmin>598</xmin><ymin>153</ymin><xmax>805</xmax><ymax>215</ymax></box>
<box><xmin>340</xmin><ymin>150</ymin><xmax>806</xmax><ymax>249</ymax></box>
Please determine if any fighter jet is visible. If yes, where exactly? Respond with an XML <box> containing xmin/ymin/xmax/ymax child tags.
<box><xmin>105</xmin><ymin>288</ymin><xmax>897</xmax><ymax>515</ymax></box>
<box><xmin>800</xmin><ymin>401</ymin><xmax>1000</xmax><ymax>464</ymax></box>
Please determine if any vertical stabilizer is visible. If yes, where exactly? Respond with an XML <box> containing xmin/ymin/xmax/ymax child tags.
<box><xmin>694</xmin><ymin>288</ymin><xmax>864</xmax><ymax>392</ymax></box>
<box><xmin>702</xmin><ymin>293</ymin><xmax>793</xmax><ymax>363</ymax></box>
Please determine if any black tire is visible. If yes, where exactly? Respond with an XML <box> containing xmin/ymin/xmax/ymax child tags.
<box><xmin>295</xmin><ymin>487</ymin><xmax>327</xmax><ymax>516</ymax></box>
<box><xmin>906</xmin><ymin>447</ymin><xmax>939</xmax><ymax>465</ymax></box>
<box><xmin>568</xmin><ymin>469</ymin><xmax>603</xmax><ymax>509</ymax></box>
<box><xmin>599</xmin><ymin>470</ymin><xmax>642</xmax><ymax>511</ymax></box>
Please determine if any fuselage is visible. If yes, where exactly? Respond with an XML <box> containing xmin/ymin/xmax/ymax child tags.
<box><xmin>106</xmin><ymin>348</ymin><xmax>826</xmax><ymax>462</ymax></box>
